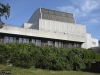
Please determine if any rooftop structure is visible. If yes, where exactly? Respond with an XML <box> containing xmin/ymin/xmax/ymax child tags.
<box><xmin>28</xmin><ymin>8</ymin><xmax>75</xmax><ymax>24</ymax></box>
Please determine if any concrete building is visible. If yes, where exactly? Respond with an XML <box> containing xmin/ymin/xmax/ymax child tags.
<box><xmin>0</xmin><ymin>8</ymin><xmax>99</xmax><ymax>49</ymax></box>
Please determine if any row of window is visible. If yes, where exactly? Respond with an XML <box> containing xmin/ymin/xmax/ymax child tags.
<box><xmin>0</xmin><ymin>36</ymin><xmax>81</xmax><ymax>48</ymax></box>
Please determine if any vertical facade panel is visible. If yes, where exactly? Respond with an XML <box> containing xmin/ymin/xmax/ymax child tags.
<box><xmin>39</xmin><ymin>19</ymin><xmax>86</xmax><ymax>41</ymax></box>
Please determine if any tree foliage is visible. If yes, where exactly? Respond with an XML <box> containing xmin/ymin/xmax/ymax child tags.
<box><xmin>0</xmin><ymin>3</ymin><xmax>10</xmax><ymax>25</ymax></box>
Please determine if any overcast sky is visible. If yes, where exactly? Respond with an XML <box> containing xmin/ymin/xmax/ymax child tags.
<box><xmin>1</xmin><ymin>0</ymin><xmax>100</xmax><ymax>40</ymax></box>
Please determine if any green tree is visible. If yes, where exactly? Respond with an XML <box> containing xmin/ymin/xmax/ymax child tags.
<box><xmin>0</xmin><ymin>3</ymin><xmax>10</xmax><ymax>26</ymax></box>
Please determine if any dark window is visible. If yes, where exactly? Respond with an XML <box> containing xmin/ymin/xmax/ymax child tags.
<box><xmin>48</xmin><ymin>41</ymin><xmax>53</xmax><ymax>46</ymax></box>
<box><xmin>19</xmin><ymin>38</ymin><xmax>23</xmax><ymax>43</ymax></box>
<box><xmin>9</xmin><ymin>37</ymin><xmax>13</xmax><ymax>43</ymax></box>
<box><xmin>76</xmin><ymin>43</ymin><xmax>81</xmax><ymax>48</ymax></box>
<box><xmin>0</xmin><ymin>36</ymin><xmax>4</xmax><ymax>44</ymax></box>
<box><xmin>36</xmin><ymin>39</ymin><xmax>41</xmax><ymax>46</ymax></box>
<box><xmin>58</xmin><ymin>42</ymin><xmax>61</xmax><ymax>47</ymax></box>
<box><xmin>4</xmin><ymin>36</ymin><xmax>9</xmax><ymax>43</ymax></box>
<box><xmin>32</xmin><ymin>39</ymin><xmax>35</xmax><ymax>44</ymax></box>
<box><xmin>23</xmin><ymin>38</ymin><xmax>27</xmax><ymax>43</ymax></box>
<box><xmin>67</xmin><ymin>43</ymin><xmax>73</xmax><ymax>48</ymax></box>
<box><xmin>13</xmin><ymin>37</ymin><xmax>16</xmax><ymax>43</ymax></box>
<box><xmin>74</xmin><ymin>43</ymin><xmax>77</xmax><ymax>48</ymax></box>
<box><xmin>55</xmin><ymin>41</ymin><xmax>58</xmax><ymax>47</ymax></box>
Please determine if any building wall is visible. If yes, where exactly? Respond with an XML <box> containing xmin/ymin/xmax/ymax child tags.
<box><xmin>0</xmin><ymin>25</ymin><xmax>85</xmax><ymax>43</ymax></box>
<box><xmin>86</xmin><ymin>33</ymin><xmax>92</xmax><ymax>49</ymax></box>
<box><xmin>0</xmin><ymin>25</ymin><xmax>98</xmax><ymax>49</ymax></box>
<box><xmin>27</xmin><ymin>8</ymin><xmax>76</xmax><ymax>30</ymax></box>
<box><xmin>82</xmin><ymin>33</ymin><xmax>99</xmax><ymax>49</ymax></box>
<box><xmin>21</xmin><ymin>23</ymin><xmax>33</xmax><ymax>28</ymax></box>
<box><xmin>91</xmin><ymin>38</ymin><xmax>99</xmax><ymax>47</ymax></box>
<box><xmin>41</xmin><ymin>8</ymin><xmax>75</xmax><ymax>23</ymax></box>
<box><xmin>39</xmin><ymin>19</ymin><xmax>86</xmax><ymax>34</ymax></box>
<box><xmin>28</xmin><ymin>8</ymin><xmax>41</xmax><ymax>29</ymax></box>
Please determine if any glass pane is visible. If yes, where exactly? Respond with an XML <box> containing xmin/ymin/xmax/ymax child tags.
<box><xmin>55</xmin><ymin>41</ymin><xmax>58</xmax><ymax>47</ymax></box>
<box><xmin>61</xmin><ymin>42</ymin><xmax>63</xmax><ymax>47</ymax></box>
<box><xmin>41</xmin><ymin>40</ymin><xmax>48</xmax><ymax>46</ymax></box>
<box><xmin>59</xmin><ymin>42</ymin><xmax>61</xmax><ymax>47</ymax></box>
<box><xmin>63</xmin><ymin>42</ymin><xmax>67</xmax><ymax>48</ymax></box>
<box><xmin>23</xmin><ymin>38</ymin><xmax>27</xmax><ymax>43</ymax></box>
<box><xmin>68</xmin><ymin>43</ymin><xmax>72</xmax><ymax>48</ymax></box>
<box><xmin>0</xmin><ymin>36</ymin><xmax>3</xmax><ymax>44</ymax></box>
<box><xmin>76</xmin><ymin>43</ymin><xmax>80</xmax><ymax>48</ymax></box>
<box><xmin>9</xmin><ymin>37</ymin><xmax>13</xmax><ymax>43</ymax></box>
<box><xmin>36</xmin><ymin>39</ymin><xmax>41</xmax><ymax>46</ymax></box>
<box><xmin>48</xmin><ymin>41</ymin><xmax>53</xmax><ymax>46</ymax></box>
<box><xmin>4</xmin><ymin>36</ymin><xmax>9</xmax><ymax>43</ymax></box>
<box><xmin>74</xmin><ymin>43</ymin><xmax>76</xmax><ymax>47</ymax></box>
<box><xmin>13</xmin><ymin>37</ymin><xmax>16</xmax><ymax>43</ymax></box>
<box><xmin>19</xmin><ymin>38</ymin><xmax>22</xmax><ymax>43</ymax></box>
<box><xmin>32</xmin><ymin>39</ymin><xmax>35</xmax><ymax>44</ymax></box>
<box><xmin>26</xmin><ymin>39</ymin><xmax>29</xmax><ymax>43</ymax></box>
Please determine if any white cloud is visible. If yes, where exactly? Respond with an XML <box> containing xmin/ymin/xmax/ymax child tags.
<box><xmin>57</xmin><ymin>0</ymin><xmax>100</xmax><ymax>27</ymax></box>
<box><xmin>89</xmin><ymin>18</ymin><xmax>99</xmax><ymax>23</ymax></box>
<box><xmin>57</xmin><ymin>6</ymin><xmax>80</xmax><ymax>17</ymax></box>
<box><xmin>81</xmin><ymin>18</ymin><xmax>100</xmax><ymax>27</ymax></box>
<box><xmin>57</xmin><ymin>0</ymin><xmax>100</xmax><ymax>17</ymax></box>
<box><xmin>80</xmin><ymin>0</ymin><xmax>100</xmax><ymax>13</ymax></box>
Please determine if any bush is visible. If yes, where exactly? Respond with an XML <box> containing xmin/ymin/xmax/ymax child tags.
<box><xmin>0</xmin><ymin>43</ymin><xmax>100</xmax><ymax>70</ymax></box>
<box><xmin>0</xmin><ymin>44</ymin><xmax>9</xmax><ymax>64</ymax></box>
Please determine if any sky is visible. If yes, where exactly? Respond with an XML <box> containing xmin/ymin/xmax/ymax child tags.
<box><xmin>1</xmin><ymin>0</ymin><xmax>100</xmax><ymax>40</ymax></box>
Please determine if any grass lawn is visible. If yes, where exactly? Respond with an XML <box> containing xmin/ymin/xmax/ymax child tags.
<box><xmin>0</xmin><ymin>64</ymin><xmax>100</xmax><ymax>75</ymax></box>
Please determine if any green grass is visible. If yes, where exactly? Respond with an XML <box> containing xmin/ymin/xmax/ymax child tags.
<box><xmin>0</xmin><ymin>64</ymin><xmax>100</xmax><ymax>75</ymax></box>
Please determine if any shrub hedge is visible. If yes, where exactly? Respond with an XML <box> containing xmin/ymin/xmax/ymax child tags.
<box><xmin>0</xmin><ymin>43</ymin><xmax>100</xmax><ymax>70</ymax></box>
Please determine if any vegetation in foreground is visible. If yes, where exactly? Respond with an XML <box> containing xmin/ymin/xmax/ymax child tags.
<box><xmin>0</xmin><ymin>43</ymin><xmax>100</xmax><ymax>71</ymax></box>
<box><xmin>0</xmin><ymin>64</ymin><xmax>100</xmax><ymax>75</ymax></box>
